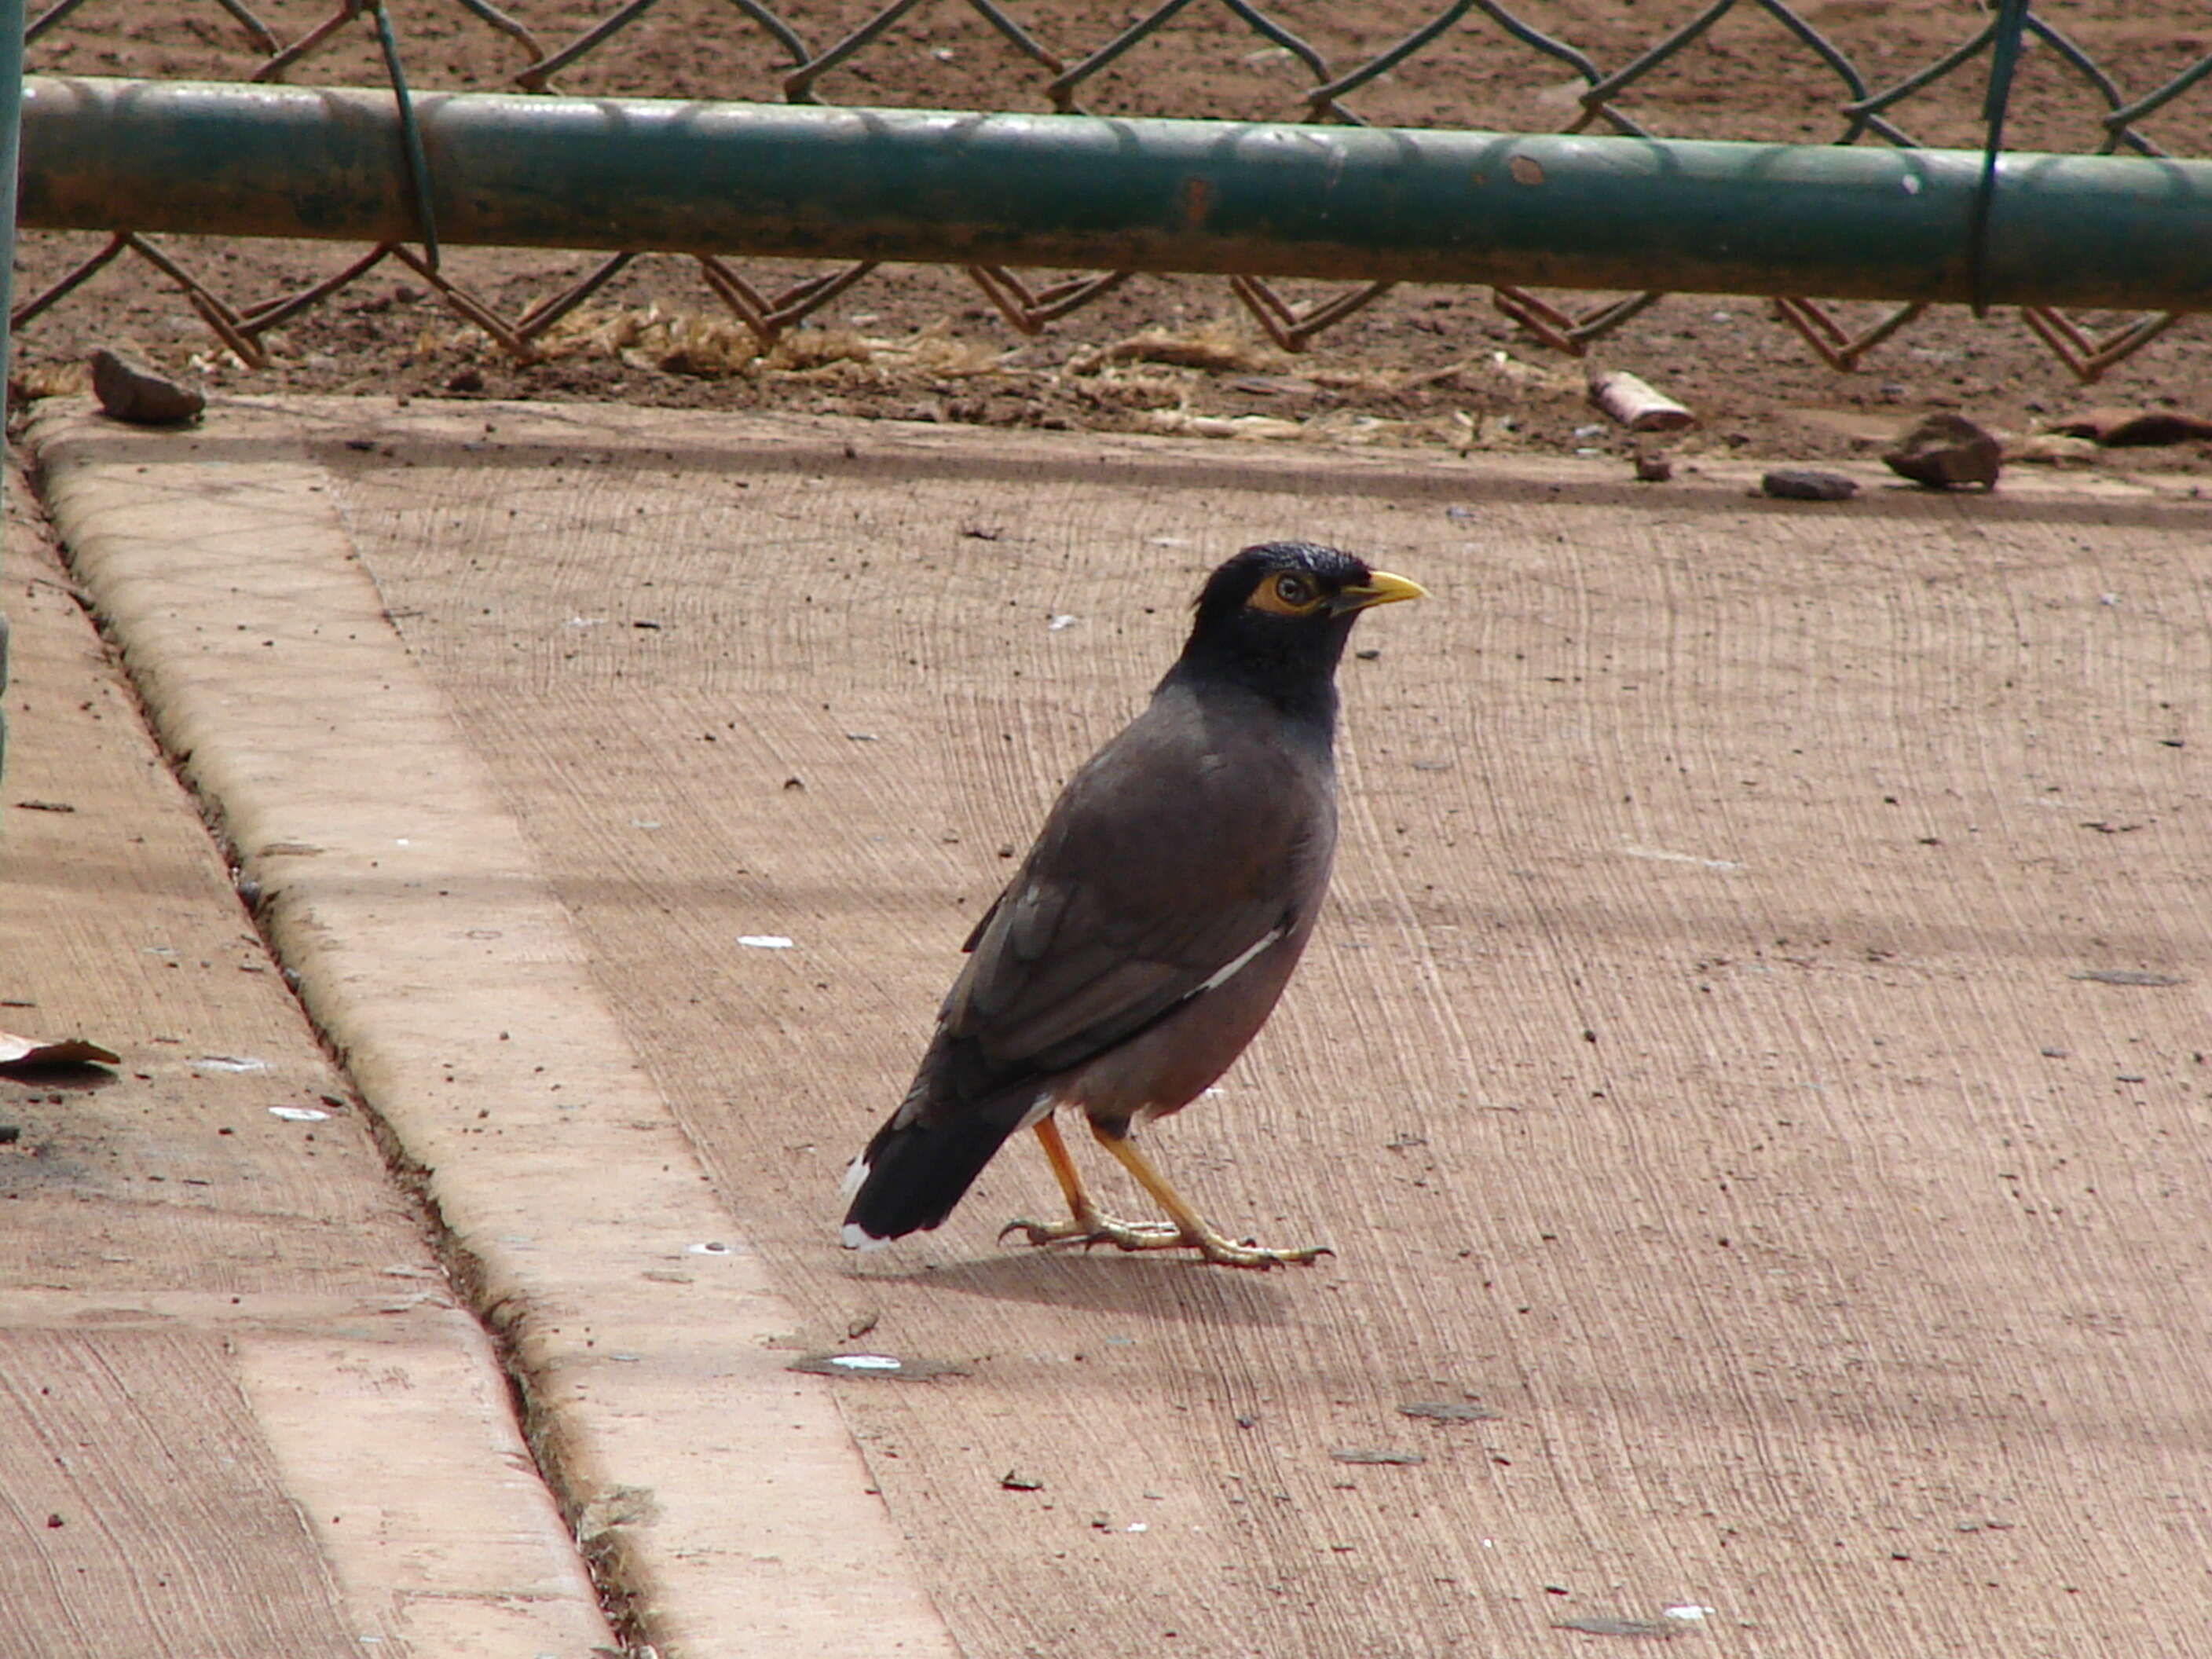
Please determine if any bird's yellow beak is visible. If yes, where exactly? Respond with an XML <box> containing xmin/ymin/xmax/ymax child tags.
<box><xmin>1334</xmin><ymin>570</ymin><xmax>1429</xmax><ymax>613</ymax></box>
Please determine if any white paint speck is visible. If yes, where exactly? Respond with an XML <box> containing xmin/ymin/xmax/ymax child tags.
<box><xmin>1048</xmin><ymin>614</ymin><xmax>1079</xmax><ymax>632</ymax></box>
<box><xmin>738</xmin><ymin>935</ymin><xmax>794</xmax><ymax>949</ymax></box>
<box><xmin>196</xmin><ymin>1055</ymin><xmax>269</xmax><ymax>1072</ymax></box>
<box><xmin>269</xmin><ymin>1105</ymin><xmax>330</xmax><ymax>1122</ymax></box>
<box><xmin>1622</xmin><ymin>844</ymin><xmax>1742</xmax><ymax>872</ymax></box>
<box><xmin>830</xmin><ymin>1353</ymin><xmax>903</xmax><ymax>1372</ymax></box>
<box><xmin>1664</xmin><ymin>1604</ymin><xmax>1715</xmax><ymax>1622</ymax></box>
<box><xmin>1903</xmin><ymin>174</ymin><xmax>1923</xmax><ymax>195</ymax></box>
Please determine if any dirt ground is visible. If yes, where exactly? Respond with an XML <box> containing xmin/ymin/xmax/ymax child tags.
<box><xmin>17</xmin><ymin>1</ymin><xmax>2212</xmax><ymax>472</ymax></box>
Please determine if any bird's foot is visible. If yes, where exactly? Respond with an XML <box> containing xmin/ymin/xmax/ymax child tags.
<box><xmin>1184</xmin><ymin>1231</ymin><xmax>1332</xmax><ymax>1270</ymax></box>
<box><xmin>999</xmin><ymin>1211</ymin><xmax>1181</xmax><ymax>1251</ymax></box>
<box><xmin>998</xmin><ymin>1211</ymin><xmax>1329</xmax><ymax>1270</ymax></box>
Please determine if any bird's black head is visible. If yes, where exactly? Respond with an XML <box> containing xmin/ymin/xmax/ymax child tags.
<box><xmin>1170</xmin><ymin>541</ymin><xmax>1426</xmax><ymax>719</ymax></box>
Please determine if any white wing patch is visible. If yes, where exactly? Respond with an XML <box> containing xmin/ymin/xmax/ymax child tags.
<box><xmin>1016</xmin><ymin>1090</ymin><xmax>1058</xmax><ymax>1131</ymax></box>
<box><xmin>1195</xmin><ymin>925</ymin><xmax>1287</xmax><ymax>996</ymax></box>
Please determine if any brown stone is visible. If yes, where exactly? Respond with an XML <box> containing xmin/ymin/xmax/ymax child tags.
<box><xmin>89</xmin><ymin>350</ymin><xmax>205</xmax><ymax>426</ymax></box>
<box><xmin>1884</xmin><ymin>411</ymin><xmax>2002</xmax><ymax>489</ymax></box>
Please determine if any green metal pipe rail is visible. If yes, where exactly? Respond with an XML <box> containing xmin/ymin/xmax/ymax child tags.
<box><xmin>22</xmin><ymin>75</ymin><xmax>2212</xmax><ymax>313</ymax></box>
<box><xmin>1</xmin><ymin>8</ymin><xmax>24</xmax><ymax>781</ymax></box>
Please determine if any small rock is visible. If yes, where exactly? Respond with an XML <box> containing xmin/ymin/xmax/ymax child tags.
<box><xmin>1761</xmin><ymin>467</ymin><xmax>1857</xmax><ymax>502</ymax></box>
<box><xmin>1555</xmin><ymin>1614</ymin><xmax>1682</xmax><ymax>1639</ymax></box>
<box><xmin>445</xmin><ymin>366</ymin><xmax>485</xmax><ymax>394</ymax></box>
<box><xmin>1632</xmin><ymin>449</ymin><xmax>1673</xmax><ymax>483</ymax></box>
<box><xmin>90</xmin><ymin>350</ymin><xmax>203</xmax><ymax>426</ymax></box>
<box><xmin>1398</xmin><ymin>1400</ymin><xmax>1503</xmax><ymax>1423</ymax></box>
<box><xmin>1884</xmin><ymin>412</ymin><xmax>2002</xmax><ymax>489</ymax></box>
<box><xmin>1329</xmin><ymin>1448</ymin><xmax>1426</xmax><ymax>1466</ymax></box>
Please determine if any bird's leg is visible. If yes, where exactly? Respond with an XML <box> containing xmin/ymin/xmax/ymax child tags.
<box><xmin>1091</xmin><ymin>1124</ymin><xmax>1330</xmax><ymax>1269</ymax></box>
<box><xmin>999</xmin><ymin>1116</ymin><xmax>1182</xmax><ymax>1251</ymax></box>
<box><xmin>1001</xmin><ymin>1116</ymin><xmax>1329</xmax><ymax>1269</ymax></box>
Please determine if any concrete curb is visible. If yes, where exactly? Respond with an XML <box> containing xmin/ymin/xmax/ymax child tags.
<box><xmin>31</xmin><ymin>400</ymin><xmax>958</xmax><ymax>1659</ymax></box>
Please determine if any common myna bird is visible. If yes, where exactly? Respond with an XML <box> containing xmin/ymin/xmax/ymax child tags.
<box><xmin>841</xmin><ymin>542</ymin><xmax>1426</xmax><ymax>1268</ymax></box>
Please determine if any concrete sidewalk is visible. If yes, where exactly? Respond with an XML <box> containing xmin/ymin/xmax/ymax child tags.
<box><xmin>16</xmin><ymin>408</ymin><xmax>958</xmax><ymax>1659</ymax></box>
<box><xmin>0</xmin><ymin>467</ymin><xmax>616</xmax><ymax>1657</ymax></box>
<box><xmin>16</xmin><ymin>394</ymin><xmax>2212</xmax><ymax>1659</ymax></box>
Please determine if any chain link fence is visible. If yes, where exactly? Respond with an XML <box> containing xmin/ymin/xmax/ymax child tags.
<box><xmin>17</xmin><ymin>1</ymin><xmax>2212</xmax><ymax>381</ymax></box>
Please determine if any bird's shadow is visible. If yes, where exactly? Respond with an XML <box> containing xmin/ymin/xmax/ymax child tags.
<box><xmin>853</xmin><ymin>1240</ymin><xmax>1307</xmax><ymax>1329</ymax></box>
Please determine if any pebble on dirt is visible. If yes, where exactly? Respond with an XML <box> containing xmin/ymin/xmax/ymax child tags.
<box><xmin>1884</xmin><ymin>411</ymin><xmax>2003</xmax><ymax>489</ymax></box>
<box><xmin>1760</xmin><ymin>467</ymin><xmax>1857</xmax><ymax>501</ymax></box>
<box><xmin>90</xmin><ymin>350</ymin><xmax>204</xmax><ymax>426</ymax></box>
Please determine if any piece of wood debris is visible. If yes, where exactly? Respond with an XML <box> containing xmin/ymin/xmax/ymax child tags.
<box><xmin>2048</xmin><ymin>407</ymin><xmax>2212</xmax><ymax>446</ymax></box>
<box><xmin>1588</xmin><ymin>368</ymin><xmax>1696</xmax><ymax>433</ymax></box>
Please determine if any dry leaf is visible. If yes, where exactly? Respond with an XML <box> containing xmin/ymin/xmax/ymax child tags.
<box><xmin>0</xmin><ymin>1031</ymin><xmax>121</xmax><ymax>1071</ymax></box>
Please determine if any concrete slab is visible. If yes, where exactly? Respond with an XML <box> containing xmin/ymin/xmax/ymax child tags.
<box><xmin>31</xmin><ymin>396</ymin><xmax>2212</xmax><ymax>1659</ymax></box>
<box><xmin>0</xmin><ymin>467</ymin><xmax>612</xmax><ymax>1657</ymax></box>
<box><xmin>27</xmin><ymin>406</ymin><xmax>958</xmax><ymax>1659</ymax></box>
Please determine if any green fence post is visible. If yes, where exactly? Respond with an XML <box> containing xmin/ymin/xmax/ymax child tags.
<box><xmin>0</xmin><ymin>3</ymin><xmax>24</xmax><ymax>783</ymax></box>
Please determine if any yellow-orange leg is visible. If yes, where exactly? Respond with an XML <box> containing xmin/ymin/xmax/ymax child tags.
<box><xmin>998</xmin><ymin>1115</ymin><xmax>1329</xmax><ymax>1269</ymax></box>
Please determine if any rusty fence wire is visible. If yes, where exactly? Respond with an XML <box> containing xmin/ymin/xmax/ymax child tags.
<box><xmin>18</xmin><ymin>0</ymin><xmax>2212</xmax><ymax>382</ymax></box>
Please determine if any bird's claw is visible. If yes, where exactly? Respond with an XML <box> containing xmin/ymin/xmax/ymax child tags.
<box><xmin>998</xmin><ymin>1214</ymin><xmax>1182</xmax><ymax>1251</ymax></box>
<box><xmin>1000</xmin><ymin>1213</ymin><xmax>1329</xmax><ymax>1269</ymax></box>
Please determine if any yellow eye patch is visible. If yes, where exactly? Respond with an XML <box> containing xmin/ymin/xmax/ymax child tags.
<box><xmin>1245</xmin><ymin>572</ymin><xmax>1324</xmax><ymax>616</ymax></box>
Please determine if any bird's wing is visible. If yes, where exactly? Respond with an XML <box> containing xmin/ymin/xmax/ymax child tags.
<box><xmin>947</xmin><ymin>866</ymin><xmax>1291</xmax><ymax>1079</ymax></box>
<box><xmin>917</xmin><ymin>709</ymin><xmax>1328</xmax><ymax>1109</ymax></box>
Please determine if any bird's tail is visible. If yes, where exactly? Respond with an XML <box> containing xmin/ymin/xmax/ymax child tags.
<box><xmin>840</xmin><ymin>1099</ymin><xmax>1035</xmax><ymax>1248</ymax></box>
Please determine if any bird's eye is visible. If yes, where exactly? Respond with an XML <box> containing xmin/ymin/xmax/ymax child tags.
<box><xmin>1246</xmin><ymin>568</ymin><xmax>1324</xmax><ymax>617</ymax></box>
